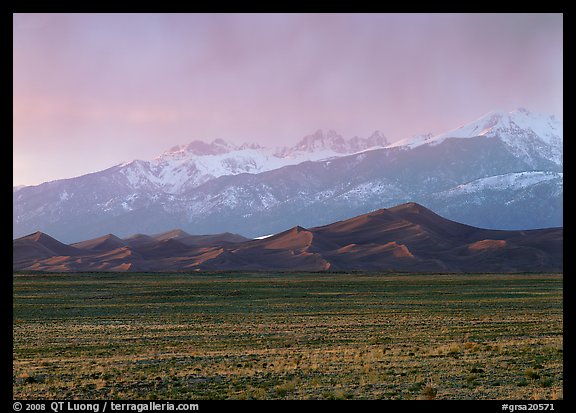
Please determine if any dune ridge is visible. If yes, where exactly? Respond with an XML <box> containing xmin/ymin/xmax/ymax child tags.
<box><xmin>13</xmin><ymin>203</ymin><xmax>562</xmax><ymax>273</ymax></box>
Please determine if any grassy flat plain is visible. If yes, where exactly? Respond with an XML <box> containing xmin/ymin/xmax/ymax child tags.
<box><xmin>13</xmin><ymin>272</ymin><xmax>562</xmax><ymax>400</ymax></box>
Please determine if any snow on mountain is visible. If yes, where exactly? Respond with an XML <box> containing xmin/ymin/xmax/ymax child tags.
<box><xmin>118</xmin><ymin>131</ymin><xmax>391</xmax><ymax>194</ymax></box>
<box><xmin>161</xmin><ymin>139</ymin><xmax>238</xmax><ymax>158</ymax></box>
<box><xmin>388</xmin><ymin>108</ymin><xmax>563</xmax><ymax>167</ymax></box>
<box><xmin>13</xmin><ymin>108</ymin><xmax>563</xmax><ymax>242</ymax></box>
<box><xmin>254</xmin><ymin>233</ymin><xmax>275</xmax><ymax>240</ymax></box>
<box><xmin>442</xmin><ymin>171</ymin><xmax>563</xmax><ymax>195</ymax></box>
<box><xmin>430</xmin><ymin>108</ymin><xmax>561</xmax><ymax>144</ymax></box>
<box><xmin>385</xmin><ymin>133</ymin><xmax>434</xmax><ymax>149</ymax></box>
<box><xmin>424</xmin><ymin>170</ymin><xmax>563</xmax><ymax>230</ymax></box>
<box><xmin>281</xmin><ymin>129</ymin><xmax>389</xmax><ymax>155</ymax></box>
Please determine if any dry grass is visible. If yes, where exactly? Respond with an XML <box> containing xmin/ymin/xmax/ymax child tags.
<box><xmin>13</xmin><ymin>273</ymin><xmax>563</xmax><ymax>400</ymax></box>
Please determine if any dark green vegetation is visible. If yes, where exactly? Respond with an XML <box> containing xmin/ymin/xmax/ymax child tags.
<box><xmin>13</xmin><ymin>273</ymin><xmax>562</xmax><ymax>400</ymax></box>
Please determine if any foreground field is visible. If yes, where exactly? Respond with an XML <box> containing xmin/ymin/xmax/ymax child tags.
<box><xmin>13</xmin><ymin>273</ymin><xmax>562</xmax><ymax>400</ymax></box>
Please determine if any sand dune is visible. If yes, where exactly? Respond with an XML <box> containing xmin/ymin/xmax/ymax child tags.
<box><xmin>71</xmin><ymin>234</ymin><xmax>127</xmax><ymax>251</ymax></box>
<box><xmin>13</xmin><ymin>203</ymin><xmax>562</xmax><ymax>273</ymax></box>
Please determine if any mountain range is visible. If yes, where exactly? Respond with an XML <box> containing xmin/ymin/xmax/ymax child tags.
<box><xmin>13</xmin><ymin>202</ymin><xmax>563</xmax><ymax>273</ymax></box>
<box><xmin>13</xmin><ymin>108</ymin><xmax>562</xmax><ymax>243</ymax></box>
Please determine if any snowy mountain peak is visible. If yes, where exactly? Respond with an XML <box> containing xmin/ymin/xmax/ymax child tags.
<box><xmin>431</xmin><ymin>108</ymin><xmax>562</xmax><ymax>145</ymax></box>
<box><xmin>367</xmin><ymin>130</ymin><xmax>389</xmax><ymax>146</ymax></box>
<box><xmin>289</xmin><ymin>129</ymin><xmax>389</xmax><ymax>155</ymax></box>
<box><xmin>293</xmin><ymin>129</ymin><xmax>346</xmax><ymax>152</ymax></box>
<box><xmin>389</xmin><ymin>108</ymin><xmax>562</xmax><ymax>166</ymax></box>
<box><xmin>160</xmin><ymin>139</ymin><xmax>237</xmax><ymax>160</ymax></box>
<box><xmin>114</xmin><ymin>129</ymin><xmax>397</xmax><ymax>196</ymax></box>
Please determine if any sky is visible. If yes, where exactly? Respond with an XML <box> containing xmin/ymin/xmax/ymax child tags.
<box><xmin>13</xmin><ymin>13</ymin><xmax>563</xmax><ymax>186</ymax></box>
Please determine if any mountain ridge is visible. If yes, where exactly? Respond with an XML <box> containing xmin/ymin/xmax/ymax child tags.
<box><xmin>13</xmin><ymin>108</ymin><xmax>562</xmax><ymax>243</ymax></box>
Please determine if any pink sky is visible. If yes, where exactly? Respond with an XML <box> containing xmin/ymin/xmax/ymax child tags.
<box><xmin>13</xmin><ymin>13</ymin><xmax>563</xmax><ymax>186</ymax></box>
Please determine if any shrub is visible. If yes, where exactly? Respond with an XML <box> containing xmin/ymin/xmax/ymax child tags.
<box><xmin>539</xmin><ymin>377</ymin><xmax>554</xmax><ymax>388</ymax></box>
<box><xmin>420</xmin><ymin>380</ymin><xmax>438</xmax><ymax>400</ymax></box>
<box><xmin>525</xmin><ymin>368</ymin><xmax>541</xmax><ymax>380</ymax></box>
<box><xmin>517</xmin><ymin>378</ymin><xmax>529</xmax><ymax>387</ymax></box>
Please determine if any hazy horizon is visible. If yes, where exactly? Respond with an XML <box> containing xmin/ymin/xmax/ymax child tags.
<box><xmin>13</xmin><ymin>13</ymin><xmax>562</xmax><ymax>186</ymax></box>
